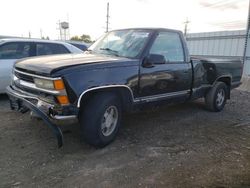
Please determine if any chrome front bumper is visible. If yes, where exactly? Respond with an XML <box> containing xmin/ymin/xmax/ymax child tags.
<box><xmin>6</xmin><ymin>86</ymin><xmax>78</xmax><ymax>147</ymax></box>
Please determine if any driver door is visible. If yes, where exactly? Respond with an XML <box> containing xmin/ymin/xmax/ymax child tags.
<box><xmin>139</xmin><ymin>31</ymin><xmax>192</xmax><ymax>101</ymax></box>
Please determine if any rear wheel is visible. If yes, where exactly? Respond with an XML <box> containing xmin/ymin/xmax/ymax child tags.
<box><xmin>205</xmin><ymin>82</ymin><xmax>228</xmax><ymax>112</ymax></box>
<box><xmin>79</xmin><ymin>92</ymin><xmax>122</xmax><ymax>148</ymax></box>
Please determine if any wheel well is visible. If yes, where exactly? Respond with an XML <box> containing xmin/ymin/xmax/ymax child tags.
<box><xmin>217</xmin><ymin>77</ymin><xmax>231</xmax><ymax>87</ymax></box>
<box><xmin>216</xmin><ymin>76</ymin><xmax>231</xmax><ymax>99</ymax></box>
<box><xmin>78</xmin><ymin>87</ymin><xmax>134</xmax><ymax>111</ymax></box>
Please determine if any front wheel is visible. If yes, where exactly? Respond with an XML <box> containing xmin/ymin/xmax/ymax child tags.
<box><xmin>205</xmin><ymin>82</ymin><xmax>228</xmax><ymax>112</ymax></box>
<box><xmin>79</xmin><ymin>93</ymin><xmax>122</xmax><ymax>148</ymax></box>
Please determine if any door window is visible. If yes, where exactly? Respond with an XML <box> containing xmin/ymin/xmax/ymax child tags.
<box><xmin>149</xmin><ymin>32</ymin><xmax>184</xmax><ymax>62</ymax></box>
<box><xmin>0</xmin><ymin>42</ymin><xmax>31</xmax><ymax>59</ymax></box>
<box><xmin>36</xmin><ymin>43</ymin><xmax>69</xmax><ymax>56</ymax></box>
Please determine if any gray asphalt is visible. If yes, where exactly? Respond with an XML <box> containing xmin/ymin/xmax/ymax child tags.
<box><xmin>1</xmin><ymin>90</ymin><xmax>250</xmax><ymax>187</ymax></box>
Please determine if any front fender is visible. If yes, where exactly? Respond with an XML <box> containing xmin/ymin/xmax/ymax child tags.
<box><xmin>62</xmin><ymin>65</ymin><xmax>140</xmax><ymax>106</ymax></box>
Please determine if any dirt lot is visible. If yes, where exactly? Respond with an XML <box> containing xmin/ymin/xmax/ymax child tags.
<box><xmin>1</xmin><ymin>90</ymin><xmax>250</xmax><ymax>187</ymax></box>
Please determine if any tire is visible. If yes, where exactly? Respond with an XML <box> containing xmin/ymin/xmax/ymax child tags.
<box><xmin>79</xmin><ymin>92</ymin><xmax>122</xmax><ymax>148</ymax></box>
<box><xmin>205</xmin><ymin>81</ymin><xmax>228</xmax><ymax>112</ymax></box>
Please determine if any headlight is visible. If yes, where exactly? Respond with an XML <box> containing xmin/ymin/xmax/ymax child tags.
<box><xmin>34</xmin><ymin>78</ymin><xmax>66</xmax><ymax>90</ymax></box>
<box><xmin>34</xmin><ymin>78</ymin><xmax>54</xmax><ymax>90</ymax></box>
<box><xmin>34</xmin><ymin>78</ymin><xmax>69</xmax><ymax>105</ymax></box>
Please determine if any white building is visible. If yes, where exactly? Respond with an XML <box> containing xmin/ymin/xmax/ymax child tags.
<box><xmin>186</xmin><ymin>30</ymin><xmax>249</xmax><ymax>76</ymax></box>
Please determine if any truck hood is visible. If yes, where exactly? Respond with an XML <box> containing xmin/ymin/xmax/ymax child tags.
<box><xmin>15</xmin><ymin>53</ymin><xmax>136</xmax><ymax>76</ymax></box>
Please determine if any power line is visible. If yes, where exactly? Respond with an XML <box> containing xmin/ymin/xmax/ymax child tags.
<box><xmin>203</xmin><ymin>0</ymin><xmax>232</xmax><ymax>8</ymax></box>
<box><xmin>201</xmin><ymin>0</ymin><xmax>245</xmax><ymax>9</ymax></box>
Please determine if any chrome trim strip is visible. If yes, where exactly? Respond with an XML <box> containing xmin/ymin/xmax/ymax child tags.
<box><xmin>50</xmin><ymin>114</ymin><xmax>77</xmax><ymax>120</ymax></box>
<box><xmin>192</xmin><ymin>85</ymin><xmax>211</xmax><ymax>93</ymax></box>
<box><xmin>77</xmin><ymin>85</ymin><xmax>135</xmax><ymax>108</ymax></box>
<box><xmin>77</xmin><ymin>85</ymin><xmax>190</xmax><ymax>107</ymax></box>
<box><xmin>134</xmin><ymin>90</ymin><xmax>189</xmax><ymax>102</ymax></box>
<box><xmin>19</xmin><ymin>79</ymin><xmax>35</xmax><ymax>88</ymax></box>
<box><xmin>14</xmin><ymin>69</ymin><xmax>61</xmax><ymax>80</ymax></box>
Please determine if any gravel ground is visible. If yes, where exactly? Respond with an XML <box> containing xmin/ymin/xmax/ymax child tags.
<box><xmin>1</xmin><ymin>90</ymin><xmax>250</xmax><ymax>188</ymax></box>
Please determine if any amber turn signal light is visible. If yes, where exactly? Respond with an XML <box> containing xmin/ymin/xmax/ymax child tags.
<box><xmin>54</xmin><ymin>79</ymin><xmax>65</xmax><ymax>90</ymax></box>
<box><xmin>56</xmin><ymin>95</ymin><xmax>69</xmax><ymax>105</ymax></box>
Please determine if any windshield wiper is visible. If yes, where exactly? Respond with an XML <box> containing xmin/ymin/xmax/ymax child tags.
<box><xmin>84</xmin><ymin>49</ymin><xmax>92</xmax><ymax>54</ymax></box>
<box><xmin>99</xmin><ymin>48</ymin><xmax>119</xmax><ymax>56</ymax></box>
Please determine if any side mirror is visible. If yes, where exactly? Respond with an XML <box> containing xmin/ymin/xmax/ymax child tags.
<box><xmin>142</xmin><ymin>54</ymin><xmax>166</xmax><ymax>68</ymax></box>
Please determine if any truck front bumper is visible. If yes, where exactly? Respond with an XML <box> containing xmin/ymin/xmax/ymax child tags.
<box><xmin>6</xmin><ymin>86</ymin><xmax>78</xmax><ymax>148</ymax></box>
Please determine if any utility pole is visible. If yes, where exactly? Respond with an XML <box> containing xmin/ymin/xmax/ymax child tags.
<box><xmin>106</xmin><ymin>2</ymin><xmax>110</xmax><ymax>33</ymax></box>
<box><xmin>67</xmin><ymin>13</ymin><xmax>70</xmax><ymax>39</ymax></box>
<box><xmin>57</xmin><ymin>20</ymin><xmax>62</xmax><ymax>40</ymax></box>
<box><xmin>183</xmin><ymin>18</ymin><xmax>190</xmax><ymax>37</ymax></box>
<box><xmin>243</xmin><ymin>0</ymin><xmax>250</xmax><ymax>65</ymax></box>
<box><xmin>40</xmin><ymin>29</ymin><xmax>43</xmax><ymax>39</ymax></box>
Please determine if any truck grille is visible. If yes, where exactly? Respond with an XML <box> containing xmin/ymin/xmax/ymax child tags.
<box><xmin>12</xmin><ymin>69</ymin><xmax>57</xmax><ymax>104</ymax></box>
<box><xmin>15</xmin><ymin>70</ymin><xmax>34</xmax><ymax>83</ymax></box>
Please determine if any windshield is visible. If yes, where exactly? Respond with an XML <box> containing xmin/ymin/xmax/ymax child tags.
<box><xmin>88</xmin><ymin>29</ymin><xmax>151</xmax><ymax>58</ymax></box>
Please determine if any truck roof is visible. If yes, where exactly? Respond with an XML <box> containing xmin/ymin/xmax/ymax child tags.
<box><xmin>111</xmin><ymin>27</ymin><xmax>183</xmax><ymax>34</ymax></box>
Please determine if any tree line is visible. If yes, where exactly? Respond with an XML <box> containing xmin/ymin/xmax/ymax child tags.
<box><xmin>70</xmin><ymin>34</ymin><xmax>92</xmax><ymax>43</ymax></box>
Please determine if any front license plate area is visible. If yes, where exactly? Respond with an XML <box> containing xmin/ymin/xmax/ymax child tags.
<box><xmin>9</xmin><ymin>97</ymin><xmax>21</xmax><ymax>110</ymax></box>
<box><xmin>9</xmin><ymin>97</ymin><xmax>29</xmax><ymax>113</ymax></box>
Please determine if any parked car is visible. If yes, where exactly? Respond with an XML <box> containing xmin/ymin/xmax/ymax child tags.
<box><xmin>66</xmin><ymin>41</ymin><xmax>90</xmax><ymax>51</ymax></box>
<box><xmin>7</xmin><ymin>28</ymin><xmax>243</xmax><ymax>148</ymax></box>
<box><xmin>0</xmin><ymin>38</ymin><xmax>82</xmax><ymax>93</ymax></box>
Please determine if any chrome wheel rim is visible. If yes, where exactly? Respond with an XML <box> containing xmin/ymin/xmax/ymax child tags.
<box><xmin>101</xmin><ymin>106</ymin><xmax>118</xmax><ymax>136</ymax></box>
<box><xmin>216</xmin><ymin>89</ymin><xmax>225</xmax><ymax>107</ymax></box>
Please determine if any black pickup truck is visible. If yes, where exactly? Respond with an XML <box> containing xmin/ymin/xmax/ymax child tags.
<box><xmin>7</xmin><ymin>28</ymin><xmax>243</xmax><ymax>148</ymax></box>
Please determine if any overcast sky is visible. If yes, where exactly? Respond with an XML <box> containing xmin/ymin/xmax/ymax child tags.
<box><xmin>0</xmin><ymin>0</ymin><xmax>249</xmax><ymax>40</ymax></box>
